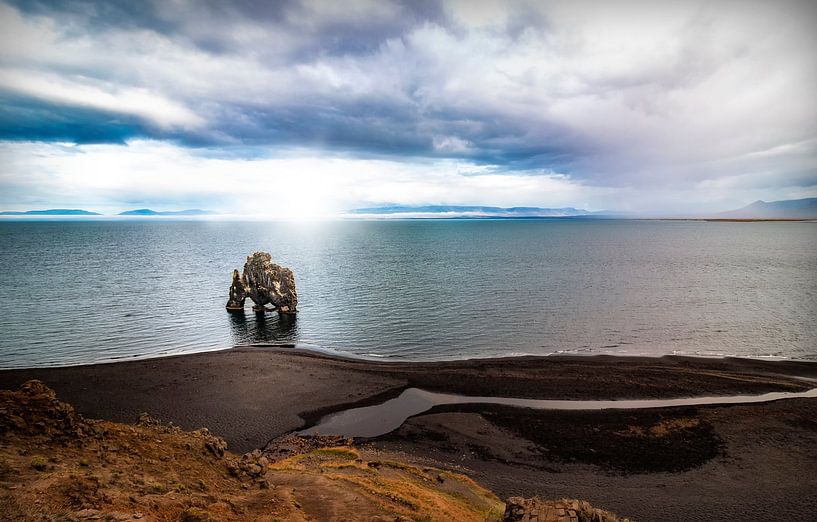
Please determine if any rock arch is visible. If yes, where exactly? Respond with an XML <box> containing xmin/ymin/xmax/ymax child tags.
<box><xmin>226</xmin><ymin>252</ymin><xmax>298</xmax><ymax>314</ymax></box>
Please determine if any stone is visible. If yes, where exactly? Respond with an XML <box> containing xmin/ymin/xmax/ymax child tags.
<box><xmin>503</xmin><ymin>497</ymin><xmax>630</xmax><ymax>522</ymax></box>
<box><xmin>0</xmin><ymin>380</ymin><xmax>91</xmax><ymax>441</ymax></box>
<box><xmin>228</xmin><ymin>449</ymin><xmax>270</xmax><ymax>478</ymax></box>
<box><xmin>225</xmin><ymin>252</ymin><xmax>298</xmax><ymax>314</ymax></box>
<box><xmin>203</xmin><ymin>434</ymin><xmax>227</xmax><ymax>459</ymax></box>
<box><xmin>225</xmin><ymin>269</ymin><xmax>246</xmax><ymax>311</ymax></box>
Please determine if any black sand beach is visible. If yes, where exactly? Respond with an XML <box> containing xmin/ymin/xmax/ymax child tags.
<box><xmin>2</xmin><ymin>348</ymin><xmax>817</xmax><ymax>520</ymax></box>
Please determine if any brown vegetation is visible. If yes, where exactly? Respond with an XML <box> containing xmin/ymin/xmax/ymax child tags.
<box><xmin>0</xmin><ymin>380</ymin><xmax>506</xmax><ymax>521</ymax></box>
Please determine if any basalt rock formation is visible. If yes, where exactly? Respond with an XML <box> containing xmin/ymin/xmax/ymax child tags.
<box><xmin>226</xmin><ymin>252</ymin><xmax>298</xmax><ymax>314</ymax></box>
<box><xmin>226</xmin><ymin>269</ymin><xmax>246</xmax><ymax>310</ymax></box>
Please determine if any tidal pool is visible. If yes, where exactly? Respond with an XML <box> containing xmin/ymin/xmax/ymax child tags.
<box><xmin>299</xmin><ymin>386</ymin><xmax>817</xmax><ymax>438</ymax></box>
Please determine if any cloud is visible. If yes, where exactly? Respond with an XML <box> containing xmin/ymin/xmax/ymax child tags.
<box><xmin>1</xmin><ymin>140</ymin><xmax>814</xmax><ymax>216</ymax></box>
<box><xmin>0</xmin><ymin>0</ymin><xmax>815</xmax><ymax>207</ymax></box>
<box><xmin>0</xmin><ymin>140</ymin><xmax>598</xmax><ymax>216</ymax></box>
<box><xmin>0</xmin><ymin>68</ymin><xmax>203</xmax><ymax>129</ymax></box>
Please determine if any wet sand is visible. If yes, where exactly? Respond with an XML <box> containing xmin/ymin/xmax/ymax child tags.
<box><xmin>2</xmin><ymin>347</ymin><xmax>817</xmax><ymax>520</ymax></box>
<box><xmin>1</xmin><ymin>348</ymin><xmax>815</xmax><ymax>452</ymax></box>
<box><xmin>369</xmin><ymin>397</ymin><xmax>817</xmax><ymax>520</ymax></box>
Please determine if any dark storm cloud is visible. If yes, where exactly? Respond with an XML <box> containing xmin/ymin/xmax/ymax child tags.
<box><xmin>0</xmin><ymin>0</ymin><xmax>815</xmax><ymax>191</ymax></box>
<box><xmin>6</xmin><ymin>0</ymin><xmax>446</xmax><ymax>56</ymax></box>
<box><xmin>0</xmin><ymin>92</ymin><xmax>164</xmax><ymax>144</ymax></box>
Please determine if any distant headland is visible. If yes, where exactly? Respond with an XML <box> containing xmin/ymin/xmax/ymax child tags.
<box><xmin>351</xmin><ymin>198</ymin><xmax>817</xmax><ymax>220</ymax></box>
<box><xmin>0</xmin><ymin>208</ymin><xmax>216</xmax><ymax>217</ymax></box>
<box><xmin>2</xmin><ymin>198</ymin><xmax>815</xmax><ymax>219</ymax></box>
<box><xmin>118</xmin><ymin>208</ymin><xmax>217</xmax><ymax>216</ymax></box>
<box><xmin>714</xmin><ymin>197</ymin><xmax>817</xmax><ymax>219</ymax></box>
<box><xmin>0</xmin><ymin>209</ymin><xmax>101</xmax><ymax>216</ymax></box>
<box><xmin>349</xmin><ymin>205</ymin><xmax>612</xmax><ymax>218</ymax></box>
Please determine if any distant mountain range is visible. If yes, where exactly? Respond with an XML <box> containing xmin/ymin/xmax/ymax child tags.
<box><xmin>717</xmin><ymin>198</ymin><xmax>817</xmax><ymax>219</ymax></box>
<box><xmin>0</xmin><ymin>208</ymin><xmax>216</xmax><ymax>217</ymax></box>
<box><xmin>3</xmin><ymin>200</ymin><xmax>815</xmax><ymax>219</ymax></box>
<box><xmin>352</xmin><ymin>199</ymin><xmax>817</xmax><ymax>219</ymax></box>
<box><xmin>349</xmin><ymin>205</ymin><xmax>609</xmax><ymax>218</ymax></box>
<box><xmin>117</xmin><ymin>209</ymin><xmax>216</xmax><ymax>216</ymax></box>
<box><xmin>0</xmin><ymin>209</ymin><xmax>100</xmax><ymax>216</ymax></box>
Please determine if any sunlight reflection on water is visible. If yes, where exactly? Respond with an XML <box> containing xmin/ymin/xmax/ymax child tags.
<box><xmin>1</xmin><ymin>219</ymin><xmax>815</xmax><ymax>367</ymax></box>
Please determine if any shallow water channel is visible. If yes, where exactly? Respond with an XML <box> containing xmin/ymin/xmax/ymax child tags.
<box><xmin>299</xmin><ymin>386</ymin><xmax>817</xmax><ymax>438</ymax></box>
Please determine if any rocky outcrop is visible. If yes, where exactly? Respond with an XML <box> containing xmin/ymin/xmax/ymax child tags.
<box><xmin>225</xmin><ymin>269</ymin><xmax>246</xmax><ymax>311</ymax></box>
<box><xmin>227</xmin><ymin>449</ymin><xmax>269</xmax><ymax>478</ymax></box>
<box><xmin>0</xmin><ymin>379</ymin><xmax>93</xmax><ymax>441</ymax></box>
<box><xmin>225</xmin><ymin>252</ymin><xmax>297</xmax><ymax>314</ymax></box>
<box><xmin>1</xmin><ymin>382</ymin><xmax>505</xmax><ymax>521</ymax></box>
<box><xmin>503</xmin><ymin>497</ymin><xmax>630</xmax><ymax>522</ymax></box>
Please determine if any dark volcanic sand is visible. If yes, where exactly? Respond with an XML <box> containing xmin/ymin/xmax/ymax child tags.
<box><xmin>2</xmin><ymin>348</ymin><xmax>817</xmax><ymax>520</ymax></box>
<box><xmin>369</xmin><ymin>398</ymin><xmax>817</xmax><ymax>521</ymax></box>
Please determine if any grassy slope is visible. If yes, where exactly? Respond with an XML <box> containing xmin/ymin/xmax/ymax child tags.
<box><xmin>0</xmin><ymin>381</ymin><xmax>504</xmax><ymax>521</ymax></box>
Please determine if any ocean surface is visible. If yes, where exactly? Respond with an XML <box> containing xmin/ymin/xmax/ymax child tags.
<box><xmin>0</xmin><ymin>219</ymin><xmax>815</xmax><ymax>368</ymax></box>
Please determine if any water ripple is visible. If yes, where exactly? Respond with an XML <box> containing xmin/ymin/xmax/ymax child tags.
<box><xmin>1</xmin><ymin>220</ymin><xmax>816</xmax><ymax>367</ymax></box>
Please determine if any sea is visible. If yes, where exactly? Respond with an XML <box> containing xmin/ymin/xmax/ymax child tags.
<box><xmin>1</xmin><ymin>219</ymin><xmax>815</xmax><ymax>368</ymax></box>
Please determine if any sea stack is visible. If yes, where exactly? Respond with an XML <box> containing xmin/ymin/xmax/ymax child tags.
<box><xmin>226</xmin><ymin>252</ymin><xmax>298</xmax><ymax>314</ymax></box>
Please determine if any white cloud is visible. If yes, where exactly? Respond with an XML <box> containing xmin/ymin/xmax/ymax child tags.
<box><xmin>1</xmin><ymin>140</ymin><xmax>814</xmax><ymax>216</ymax></box>
<box><xmin>0</xmin><ymin>68</ymin><xmax>204</xmax><ymax>129</ymax></box>
<box><xmin>0</xmin><ymin>140</ymin><xmax>599</xmax><ymax>216</ymax></box>
<box><xmin>0</xmin><ymin>0</ymin><xmax>815</xmax><ymax>209</ymax></box>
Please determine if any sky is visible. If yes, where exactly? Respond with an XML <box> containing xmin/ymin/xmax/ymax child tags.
<box><xmin>0</xmin><ymin>0</ymin><xmax>815</xmax><ymax>217</ymax></box>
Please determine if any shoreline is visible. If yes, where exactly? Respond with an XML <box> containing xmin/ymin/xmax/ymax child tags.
<box><xmin>251</xmin><ymin>344</ymin><xmax>817</xmax><ymax>365</ymax></box>
<box><xmin>2</xmin><ymin>346</ymin><xmax>816</xmax><ymax>452</ymax></box>
<box><xmin>3</xmin><ymin>341</ymin><xmax>817</xmax><ymax>372</ymax></box>
<box><xmin>3</xmin><ymin>346</ymin><xmax>817</xmax><ymax>520</ymax></box>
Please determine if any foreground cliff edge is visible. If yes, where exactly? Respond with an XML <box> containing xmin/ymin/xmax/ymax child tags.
<box><xmin>0</xmin><ymin>381</ymin><xmax>627</xmax><ymax>521</ymax></box>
